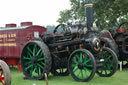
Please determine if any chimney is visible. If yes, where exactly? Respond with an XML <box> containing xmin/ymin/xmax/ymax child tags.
<box><xmin>5</xmin><ymin>24</ymin><xmax>17</xmax><ymax>28</ymax></box>
<box><xmin>85</xmin><ymin>4</ymin><xmax>93</xmax><ymax>31</ymax></box>
<box><xmin>21</xmin><ymin>22</ymin><xmax>33</xmax><ymax>26</ymax></box>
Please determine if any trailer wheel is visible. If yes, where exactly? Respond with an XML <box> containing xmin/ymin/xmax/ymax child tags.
<box><xmin>51</xmin><ymin>68</ymin><xmax>69</xmax><ymax>76</ymax></box>
<box><xmin>100</xmin><ymin>37</ymin><xmax>119</xmax><ymax>57</ymax></box>
<box><xmin>21</xmin><ymin>40</ymin><xmax>52</xmax><ymax>80</ymax></box>
<box><xmin>96</xmin><ymin>47</ymin><xmax>118</xmax><ymax>77</ymax></box>
<box><xmin>68</xmin><ymin>49</ymin><xmax>96</xmax><ymax>82</ymax></box>
<box><xmin>0</xmin><ymin>60</ymin><xmax>11</xmax><ymax>85</ymax></box>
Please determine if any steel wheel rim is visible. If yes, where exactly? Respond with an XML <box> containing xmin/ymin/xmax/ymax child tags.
<box><xmin>0</xmin><ymin>69</ymin><xmax>5</xmax><ymax>85</ymax></box>
<box><xmin>69</xmin><ymin>51</ymin><xmax>94</xmax><ymax>81</ymax></box>
<box><xmin>97</xmin><ymin>50</ymin><xmax>116</xmax><ymax>76</ymax></box>
<box><xmin>22</xmin><ymin>43</ymin><xmax>45</xmax><ymax>79</ymax></box>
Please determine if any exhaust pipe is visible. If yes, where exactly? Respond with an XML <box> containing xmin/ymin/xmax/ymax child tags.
<box><xmin>85</xmin><ymin>4</ymin><xmax>93</xmax><ymax>31</ymax></box>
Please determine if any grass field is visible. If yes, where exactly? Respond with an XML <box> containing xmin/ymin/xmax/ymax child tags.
<box><xmin>10</xmin><ymin>68</ymin><xmax>128</xmax><ymax>85</ymax></box>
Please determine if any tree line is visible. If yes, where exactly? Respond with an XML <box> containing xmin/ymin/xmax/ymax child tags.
<box><xmin>57</xmin><ymin>0</ymin><xmax>128</xmax><ymax>30</ymax></box>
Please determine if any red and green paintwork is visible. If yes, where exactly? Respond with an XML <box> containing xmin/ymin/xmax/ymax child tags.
<box><xmin>0</xmin><ymin>22</ymin><xmax>47</xmax><ymax>72</ymax></box>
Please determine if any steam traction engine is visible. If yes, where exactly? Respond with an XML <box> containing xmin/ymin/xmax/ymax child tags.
<box><xmin>100</xmin><ymin>22</ymin><xmax>128</xmax><ymax>67</ymax></box>
<box><xmin>20</xmin><ymin>4</ymin><xmax>118</xmax><ymax>82</ymax></box>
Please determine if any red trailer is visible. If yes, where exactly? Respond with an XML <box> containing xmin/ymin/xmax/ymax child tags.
<box><xmin>0</xmin><ymin>22</ymin><xmax>47</xmax><ymax>72</ymax></box>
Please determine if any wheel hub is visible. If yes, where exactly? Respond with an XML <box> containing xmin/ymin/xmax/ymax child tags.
<box><xmin>32</xmin><ymin>56</ymin><xmax>38</xmax><ymax>64</ymax></box>
<box><xmin>78</xmin><ymin>63</ymin><xmax>84</xmax><ymax>70</ymax></box>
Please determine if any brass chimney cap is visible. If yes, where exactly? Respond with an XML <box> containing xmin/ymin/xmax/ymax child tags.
<box><xmin>85</xmin><ymin>4</ymin><xmax>93</xmax><ymax>8</ymax></box>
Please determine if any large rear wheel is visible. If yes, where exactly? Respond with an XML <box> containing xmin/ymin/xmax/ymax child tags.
<box><xmin>21</xmin><ymin>40</ymin><xmax>51</xmax><ymax>80</ymax></box>
<box><xmin>96</xmin><ymin>47</ymin><xmax>118</xmax><ymax>77</ymax></box>
<box><xmin>68</xmin><ymin>49</ymin><xmax>96</xmax><ymax>82</ymax></box>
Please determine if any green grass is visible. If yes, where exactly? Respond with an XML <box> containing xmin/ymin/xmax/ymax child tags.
<box><xmin>11</xmin><ymin>68</ymin><xmax>128</xmax><ymax>85</ymax></box>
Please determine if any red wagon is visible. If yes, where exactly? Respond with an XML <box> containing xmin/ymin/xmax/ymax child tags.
<box><xmin>0</xmin><ymin>22</ymin><xmax>47</xmax><ymax>72</ymax></box>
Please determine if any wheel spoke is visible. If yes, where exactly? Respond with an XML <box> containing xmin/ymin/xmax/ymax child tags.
<box><xmin>80</xmin><ymin>52</ymin><xmax>83</xmax><ymax>63</ymax></box>
<box><xmin>83</xmin><ymin>54</ymin><xmax>87</xmax><ymax>64</ymax></box>
<box><xmin>105</xmin><ymin>51</ymin><xmax>109</xmax><ymax>57</ymax></box>
<box><xmin>106</xmin><ymin>63</ymin><xmax>111</xmax><ymax>70</ymax></box>
<box><xmin>73</xmin><ymin>67</ymin><xmax>79</xmax><ymax>73</ymax></box>
<box><xmin>72</xmin><ymin>64</ymin><xmax>78</xmax><ymax>67</ymax></box>
<box><xmin>105</xmin><ymin>64</ymin><xmax>113</xmax><ymax>73</ymax></box>
<box><xmin>108</xmin><ymin>63</ymin><xmax>114</xmax><ymax>68</ymax></box>
<box><xmin>76</xmin><ymin>70</ymin><xmax>81</xmax><ymax>78</ymax></box>
<box><xmin>75</xmin><ymin>54</ymin><xmax>80</xmax><ymax>61</ymax></box>
<box><xmin>37</xmin><ymin>63</ymin><xmax>44</xmax><ymax>70</ymax></box>
<box><xmin>85</xmin><ymin>58</ymin><xmax>91</xmax><ymax>64</ymax></box>
<box><xmin>86</xmin><ymin>65</ymin><xmax>93</xmax><ymax>67</ymax></box>
<box><xmin>35</xmin><ymin>65</ymin><xmax>38</xmax><ymax>74</ymax></box>
<box><xmin>23</xmin><ymin>56</ymin><xmax>31</xmax><ymax>60</ymax></box>
<box><xmin>36</xmin><ymin>49</ymin><xmax>42</xmax><ymax>56</ymax></box>
<box><xmin>72</xmin><ymin>58</ymin><xmax>78</xmax><ymax>64</ymax></box>
<box><xmin>84</xmin><ymin>67</ymin><xmax>92</xmax><ymax>73</ymax></box>
<box><xmin>37</xmin><ymin>58</ymin><xmax>44</xmax><ymax>61</ymax></box>
<box><xmin>106</xmin><ymin>55</ymin><xmax>112</xmax><ymax>61</ymax></box>
<box><xmin>33</xmin><ymin>44</ymin><xmax>36</xmax><ymax>56</ymax></box>
<box><xmin>27</xmin><ymin>51</ymin><xmax>32</xmax><ymax>58</ymax></box>
<box><xmin>1</xmin><ymin>70</ymin><xmax>3</xmax><ymax>75</ymax></box>
<box><xmin>30</xmin><ymin>65</ymin><xmax>34</xmax><ymax>77</ymax></box>
<box><xmin>40</xmin><ymin>52</ymin><xmax>43</xmax><ymax>57</ymax></box>
<box><xmin>25</xmin><ymin>61</ymin><xmax>32</xmax><ymax>65</ymax></box>
<box><xmin>80</xmin><ymin>70</ymin><xmax>84</xmax><ymax>79</ymax></box>
<box><xmin>83</xmin><ymin>68</ymin><xmax>88</xmax><ymax>78</ymax></box>
<box><xmin>25</xmin><ymin>64</ymin><xmax>33</xmax><ymax>71</ymax></box>
<box><xmin>27</xmin><ymin>47</ymin><xmax>33</xmax><ymax>55</ymax></box>
<box><xmin>107</xmin><ymin>60</ymin><xmax>115</xmax><ymax>63</ymax></box>
<box><xmin>32</xmin><ymin>68</ymin><xmax>36</xmax><ymax>77</ymax></box>
<box><xmin>39</xmin><ymin>67</ymin><xmax>41</xmax><ymax>76</ymax></box>
<box><xmin>40</xmin><ymin>62</ymin><xmax>45</xmax><ymax>66</ymax></box>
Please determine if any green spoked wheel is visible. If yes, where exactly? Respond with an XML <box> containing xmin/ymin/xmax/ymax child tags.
<box><xmin>21</xmin><ymin>40</ymin><xmax>51</xmax><ymax>80</ymax></box>
<box><xmin>96</xmin><ymin>47</ymin><xmax>118</xmax><ymax>77</ymax></box>
<box><xmin>68</xmin><ymin>49</ymin><xmax>96</xmax><ymax>82</ymax></box>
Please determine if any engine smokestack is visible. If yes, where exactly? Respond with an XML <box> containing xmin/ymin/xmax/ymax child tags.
<box><xmin>85</xmin><ymin>4</ymin><xmax>93</xmax><ymax>31</ymax></box>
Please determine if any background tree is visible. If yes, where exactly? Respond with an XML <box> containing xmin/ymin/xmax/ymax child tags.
<box><xmin>46</xmin><ymin>25</ymin><xmax>56</xmax><ymax>33</ymax></box>
<box><xmin>57</xmin><ymin>0</ymin><xmax>128</xmax><ymax>30</ymax></box>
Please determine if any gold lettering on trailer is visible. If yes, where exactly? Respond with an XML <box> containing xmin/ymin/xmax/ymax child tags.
<box><xmin>7</xmin><ymin>39</ymin><xmax>15</xmax><ymax>41</ymax></box>
<box><xmin>0</xmin><ymin>43</ymin><xmax>16</xmax><ymax>46</ymax></box>
<box><xmin>0</xmin><ymin>34</ymin><xmax>16</xmax><ymax>38</ymax></box>
<box><xmin>0</xmin><ymin>34</ymin><xmax>7</xmax><ymax>38</ymax></box>
<box><xmin>10</xmin><ymin>34</ymin><xmax>16</xmax><ymax>37</ymax></box>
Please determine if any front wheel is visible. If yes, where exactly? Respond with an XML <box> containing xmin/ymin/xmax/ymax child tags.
<box><xmin>96</xmin><ymin>47</ymin><xmax>118</xmax><ymax>77</ymax></box>
<box><xmin>68</xmin><ymin>49</ymin><xmax>96</xmax><ymax>82</ymax></box>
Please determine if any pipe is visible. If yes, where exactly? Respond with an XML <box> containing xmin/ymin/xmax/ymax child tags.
<box><xmin>85</xmin><ymin>4</ymin><xmax>93</xmax><ymax>31</ymax></box>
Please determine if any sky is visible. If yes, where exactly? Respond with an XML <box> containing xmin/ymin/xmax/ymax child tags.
<box><xmin>0</xmin><ymin>0</ymin><xmax>71</xmax><ymax>27</ymax></box>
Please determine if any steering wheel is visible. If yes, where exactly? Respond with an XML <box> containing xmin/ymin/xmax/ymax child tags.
<box><xmin>53</xmin><ymin>24</ymin><xmax>71</xmax><ymax>34</ymax></box>
<box><xmin>118</xmin><ymin>22</ymin><xmax>128</xmax><ymax>32</ymax></box>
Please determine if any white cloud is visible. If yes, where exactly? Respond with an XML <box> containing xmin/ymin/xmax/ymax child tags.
<box><xmin>0</xmin><ymin>0</ymin><xmax>70</xmax><ymax>27</ymax></box>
